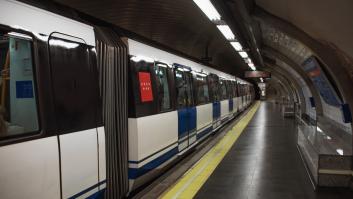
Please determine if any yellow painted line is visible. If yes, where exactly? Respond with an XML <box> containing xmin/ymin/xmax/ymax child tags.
<box><xmin>160</xmin><ymin>101</ymin><xmax>261</xmax><ymax>199</ymax></box>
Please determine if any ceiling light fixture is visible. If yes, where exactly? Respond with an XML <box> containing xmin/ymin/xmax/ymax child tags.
<box><xmin>239</xmin><ymin>51</ymin><xmax>248</xmax><ymax>58</ymax></box>
<box><xmin>316</xmin><ymin>126</ymin><xmax>323</xmax><ymax>133</ymax></box>
<box><xmin>250</xmin><ymin>65</ymin><xmax>256</xmax><ymax>71</ymax></box>
<box><xmin>217</xmin><ymin>25</ymin><xmax>235</xmax><ymax>40</ymax></box>
<box><xmin>193</xmin><ymin>0</ymin><xmax>221</xmax><ymax>21</ymax></box>
<box><xmin>230</xmin><ymin>41</ymin><xmax>242</xmax><ymax>51</ymax></box>
<box><xmin>244</xmin><ymin>58</ymin><xmax>252</xmax><ymax>64</ymax></box>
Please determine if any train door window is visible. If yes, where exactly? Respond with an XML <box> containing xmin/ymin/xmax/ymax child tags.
<box><xmin>237</xmin><ymin>83</ymin><xmax>242</xmax><ymax>96</ymax></box>
<box><xmin>175</xmin><ymin>68</ymin><xmax>194</xmax><ymax>108</ymax></box>
<box><xmin>184</xmin><ymin>72</ymin><xmax>194</xmax><ymax>106</ymax></box>
<box><xmin>175</xmin><ymin>69</ymin><xmax>187</xmax><ymax>108</ymax></box>
<box><xmin>49</xmin><ymin>34</ymin><xmax>98</xmax><ymax>133</ymax></box>
<box><xmin>194</xmin><ymin>73</ymin><xmax>209</xmax><ymax>105</ymax></box>
<box><xmin>227</xmin><ymin>81</ymin><xmax>233</xmax><ymax>98</ymax></box>
<box><xmin>220</xmin><ymin>79</ymin><xmax>228</xmax><ymax>100</ymax></box>
<box><xmin>154</xmin><ymin>63</ymin><xmax>171</xmax><ymax>112</ymax></box>
<box><xmin>232</xmin><ymin>81</ymin><xmax>237</xmax><ymax>97</ymax></box>
<box><xmin>0</xmin><ymin>32</ymin><xmax>39</xmax><ymax>140</ymax></box>
<box><xmin>129</xmin><ymin>56</ymin><xmax>158</xmax><ymax>117</ymax></box>
<box><xmin>208</xmin><ymin>74</ymin><xmax>220</xmax><ymax>102</ymax></box>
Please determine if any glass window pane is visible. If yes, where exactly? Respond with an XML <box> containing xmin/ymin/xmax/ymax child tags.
<box><xmin>208</xmin><ymin>75</ymin><xmax>220</xmax><ymax>101</ymax></box>
<box><xmin>49</xmin><ymin>36</ymin><xmax>99</xmax><ymax>133</ymax></box>
<box><xmin>175</xmin><ymin>69</ymin><xmax>187</xmax><ymax>108</ymax></box>
<box><xmin>0</xmin><ymin>33</ymin><xmax>39</xmax><ymax>139</ymax></box>
<box><xmin>185</xmin><ymin>72</ymin><xmax>193</xmax><ymax>106</ymax></box>
<box><xmin>195</xmin><ymin>74</ymin><xmax>209</xmax><ymax>105</ymax></box>
<box><xmin>154</xmin><ymin>63</ymin><xmax>171</xmax><ymax>111</ymax></box>
<box><xmin>220</xmin><ymin>80</ymin><xmax>228</xmax><ymax>99</ymax></box>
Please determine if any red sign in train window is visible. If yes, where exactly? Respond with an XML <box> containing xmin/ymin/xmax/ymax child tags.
<box><xmin>138</xmin><ymin>72</ymin><xmax>153</xmax><ymax>102</ymax></box>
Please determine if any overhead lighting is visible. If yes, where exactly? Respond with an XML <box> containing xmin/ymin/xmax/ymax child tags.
<box><xmin>193</xmin><ymin>0</ymin><xmax>221</xmax><ymax>21</ymax></box>
<box><xmin>316</xmin><ymin>126</ymin><xmax>323</xmax><ymax>133</ymax></box>
<box><xmin>239</xmin><ymin>51</ymin><xmax>248</xmax><ymax>58</ymax></box>
<box><xmin>250</xmin><ymin>65</ymin><xmax>256</xmax><ymax>71</ymax></box>
<box><xmin>217</xmin><ymin>25</ymin><xmax>235</xmax><ymax>40</ymax></box>
<box><xmin>230</xmin><ymin>41</ymin><xmax>242</xmax><ymax>51</ymax></box>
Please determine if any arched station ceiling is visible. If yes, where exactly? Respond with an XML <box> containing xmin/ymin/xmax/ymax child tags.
<box><xmin>256</xmin><ymin>0</ymin><xmax>353</xmax><ymax>62</ymax></box>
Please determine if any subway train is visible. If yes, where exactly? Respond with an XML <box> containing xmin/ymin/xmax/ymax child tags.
<box><xmin>0</xmin><ymin>0</ymin><xmax>255</xmax><ymax>198</ymax></box>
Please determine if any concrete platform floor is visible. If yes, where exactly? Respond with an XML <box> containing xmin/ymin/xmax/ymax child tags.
<box><xmin>195</xmin><ymin>102</ymin><xmax>353</xmax><ymax>199</ymax></box>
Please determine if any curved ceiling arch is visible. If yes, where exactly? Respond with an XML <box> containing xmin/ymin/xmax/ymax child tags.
<box><xmin>253</xmin><ymin>7</ymin><xmax>353</xmax><ymax>109</ymax></box>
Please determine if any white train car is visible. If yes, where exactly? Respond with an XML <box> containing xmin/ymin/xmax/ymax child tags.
<box><xmin>126</xmin><ymin>39</ymin><xmax>254</xmax><ymax>189</ymax></box>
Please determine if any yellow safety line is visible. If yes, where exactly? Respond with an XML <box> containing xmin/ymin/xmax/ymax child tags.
<box><xmin>160</xmin><ymin>101</ymin><xmax>261</xmax><ymax>199</ymax></box>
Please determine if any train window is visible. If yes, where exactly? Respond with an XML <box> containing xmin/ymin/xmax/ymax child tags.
<box><xmin>237</xmin><ymin>83</ymin><xmax>242</xmax><ymax>96</ymax></box>
<box><xmin>232</xmin><ymin>81</ymin><xmax>237</xmax><ymax>97</ymax></box>
<box><xmin>154</xmin><ymin>63</ymin><xmax>171</xmax><ymax>112</ymax></box>
<box><xmin>49</xmin><ymin>34</ymin><xmax>99</xmax><ymax>133</ymax></box>
<box><xmin>175</xmin><ymin>69</ymin><xmax>194</xmax><ymax>108</ymax></box>
<box><xmin>194</xmin><ymin>73</ymin><xmax>209</xmax><ymax>105</ymax></box>
<box><xmin>220</xmin><ymin>80</ymin><xmax>228</xmax><ymax>100</ymax></box>
<box><xmin>207</xmin><ymin>74</ymin><xmax>220</xmax><ymax>102</ymax></box>
<box><xmin>227</xmin><ymin>81</ymin><xmax>233</xmax><ymax>98</ymax></box>
<box><xmin>0</xmin><ymin>32</ymin><xmax>39</xmax><ymax>139</ymax></box>
<box><xmin>175</xmin><ymin>69</ymin><xmax>186</xmax><ymax>108</ymax></box>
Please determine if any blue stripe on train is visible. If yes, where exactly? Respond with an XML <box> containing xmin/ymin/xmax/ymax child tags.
<box><xmin>129</xmin><ymin>126</ymin><xmax>213</xmax><ymax>180</ymax></box>
<box><xmin>128</xmin><ymin>147</ymin><xmax>178</xmax><ymax>179</ymax></box>
<box><xmin>86</xmin><ymin>189</ymin><xmax>105</xmax><ymax>199</ymax></box>
<box><xmin>196</xmin><ymin>126</ymin><xmax>213</xmax><ymax>140</ymax></box>
<box><xmin>69</xmin><ymin>180</ymin><xmax>106</xmax><ymax>199</ymax></box>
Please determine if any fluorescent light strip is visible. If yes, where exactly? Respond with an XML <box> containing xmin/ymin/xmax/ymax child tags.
<box><xmin>239</xmin><ymin>51</ymin><xmax>248</xmax><ymax>58</ymax></box>
<box><xmin>193</xmin><ymin>0</ymin><xmax>221</xmax><ymax>21</ymax></box>
<box><xmin>245</xmin><ymin>58</ymin><xmax>252</xmax><ymax>64</ymax></box>
<box><xmin>230</xmin><ymin>41</ymin><xmax>242</xmax><ymax>51</ymax></box>
<box><xmin>217</xmin><ymin>25</ymin><xmax>235</xmax><ymax>40</ymax></box>
<box><xmin>317</xmin><ymin>126</ymin><xmax>323</xmax><ymax>133</ymax></box>
<box><xmin>193</xmin><ymin>0</ymin><xmax>254</xmax><ymax>70</ymax></box>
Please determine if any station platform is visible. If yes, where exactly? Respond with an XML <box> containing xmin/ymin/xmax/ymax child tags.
<box><xmin>159</xmin><ymin>102</ymin><xmax>353</xmax><ymax>199</ymax></box>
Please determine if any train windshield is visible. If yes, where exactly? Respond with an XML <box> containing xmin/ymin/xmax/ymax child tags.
<box><xmin>0</xmin><ymin>32</ymin><xmax>39</xmax><ymax>139</ymax></box>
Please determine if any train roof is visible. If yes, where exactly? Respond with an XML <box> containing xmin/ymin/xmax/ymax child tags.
<box><xmin>0</xmin><ymin>0</ymin><xmax>95</xmax><ymax>46</ymax></box>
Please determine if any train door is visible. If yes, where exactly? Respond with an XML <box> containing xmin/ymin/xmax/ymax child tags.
<box><xmin>49</xmin><ymin>33</ymin><xmax>101</xmax><ymax>198</ymax></box>
<box><xmin>227</xmin><ymin>81</ymin><xmax>234</xmax><ymax>113</ymax></box>
<box><xmin>232</xmin><ymin>81</ymin><xmax>238</xmax><ymax>114</ymax></box>
<box><xmin>175</xmin><ymin>66</ymin><xmax>196</xmax><ymax>152</ymax></box>
<box><xmin>0</xmin><ymin>30</ymin><xmax>61</xmax><ymax>199</ymax></box>
<box><xmin>208</xmin><ymin>74</ymin><xmax>221</xmax><ymax>129</ymax></box>
<box><xmin>238</xmin><ymin>83</ymin><xmax>243</xmax><ymax>111</ymax></box>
